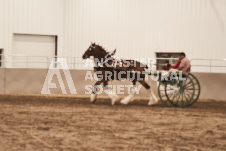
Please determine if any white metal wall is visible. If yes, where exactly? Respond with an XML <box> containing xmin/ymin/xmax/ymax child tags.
<box><xmin>63</xmin><ymin>0</ymin><xmax>226</xmax><ymax>72</ymax></box>
<box><xmin>11</xmin><ymin>34</ymin><xmax>55</xmax><ymax>68</ymax></box>
<box><xmin>0</xmin><ymin>0</ymin><xmax>226</xmax><ymax>71</ymax></box>
<box><xmin>63</xmin><ymin>0</ymin><xmax>226</xmax><ymax>58</ymax></box>
<box><xmin>0</xmin><ymin>0</ymin><xmax>64</xmax><ymax>57</ymax></box>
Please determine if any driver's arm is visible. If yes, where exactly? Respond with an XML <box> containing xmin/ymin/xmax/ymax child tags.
<box><xmin>178</xmin><ymin>60</ymin><xmax>185</xmax><ymax>70</ymax></box>
<box><xmin>170</xmin><ymin>60</ymin><xmax>181</xmax><ymax>69</ymax></box>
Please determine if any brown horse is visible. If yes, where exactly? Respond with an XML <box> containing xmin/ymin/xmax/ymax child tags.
<box><xmin>82</xmin><ymin>43</ymin><xmax>158</xmax><ymax>105</ymax></box>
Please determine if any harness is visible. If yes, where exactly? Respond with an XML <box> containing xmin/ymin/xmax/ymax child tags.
<box><xmin>93</xmin><ymin>48</ymin><xmax>117</xmax><ymax>72</ymax></box>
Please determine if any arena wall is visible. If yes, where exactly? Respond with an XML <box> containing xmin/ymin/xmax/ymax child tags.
<box><xmin>0</xmin><ymin>68</ymin><xmax>5</xmax><ymax>93</ymax></box>
<box><xmin>0</xmin><ymin>0</ymin><xmax>226</xmax><ymax>72</ymax></box>
<box><xmin>0</xmin><ymin>68</ymin><xmax>225</xmax><ymax>101</ymax></box>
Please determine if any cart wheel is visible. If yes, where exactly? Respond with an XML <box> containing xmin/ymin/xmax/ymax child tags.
<box><xmin>158</xmin><ymin>80</ymin><xmax>174</xmax><ymax>107</ymax></box>
<box><xmin>186</xmin><ymin>73</ymin><xmax>201</xmax><ymax>106</ymax></box>
<box><xmin>158</xmin><ymin>73</ymin><xmax>195</xmax><ymax>107</ymax></box>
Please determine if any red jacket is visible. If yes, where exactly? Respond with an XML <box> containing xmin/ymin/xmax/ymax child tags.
<box><xmin>171</xmin><ymin>60</ymin><xmax>181</xmax><ymax>69</ymax></box>
<box><xmin>162</xmin><ymin>66</ymin><xmax>169</xmax><ymax>70</ymax></box>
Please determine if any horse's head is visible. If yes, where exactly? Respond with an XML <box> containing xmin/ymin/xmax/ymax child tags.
<box><xmin>82</xmin><ymin>43</ymin><xmax>110</xmax><ymax>59</ymax></box>
<box><xmin>82</xmin><ymin>43</ymin><xmax>97</xmax><ymax>59</ymax></box>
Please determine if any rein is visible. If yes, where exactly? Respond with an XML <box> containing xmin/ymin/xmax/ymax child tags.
<box><xmin>93</xmin><ymin>49</ymin><xmax>116</xmax><ymax>71</ymax></box>
<box><xmin>93</xmin><ymin>54</ymin><xmax>116</xmax><ymax>71</ymax></box>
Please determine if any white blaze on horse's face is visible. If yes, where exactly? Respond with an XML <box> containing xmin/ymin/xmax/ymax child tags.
<box><xmin>82</xmin><ymin>45</ymin><xmax>95</xmax><ymax>59</ymax></box>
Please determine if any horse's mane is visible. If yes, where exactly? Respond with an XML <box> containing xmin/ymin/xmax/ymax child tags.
<box><xmin>95</xmin><ymin>44</ymin><xmax>108</xmax><ymax>54</ymax></box>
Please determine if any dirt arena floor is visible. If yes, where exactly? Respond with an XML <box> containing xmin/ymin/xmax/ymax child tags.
<box><xmin>0</xmin><ymin>94</ymin><xmax>225</xmax><ymax>151</ymax></box>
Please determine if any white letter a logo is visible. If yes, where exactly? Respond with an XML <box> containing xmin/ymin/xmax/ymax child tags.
<box><xmin>41</xmin><ymin>58</ymin><xmax>77</xmax><ymax>94</ymax></box>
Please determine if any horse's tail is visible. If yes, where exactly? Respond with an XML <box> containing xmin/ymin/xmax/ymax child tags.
<box><xmin>144</xmin><ymin>65</ymin><xmax>148</xmax><ymax>69</ymax></box>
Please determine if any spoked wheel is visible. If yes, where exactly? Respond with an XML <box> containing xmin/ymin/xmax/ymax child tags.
<box><xmin>158</xmin><ymin>81</ymin><xmax>174</xmax><ymax>107</ymax></box>
<box><xmin>158</xmin><ymin>73</ymin><xmax>195</xmax><ymax>107</ymax></box>
<box><xmin>186</xmin><ymin>73</ymin><xmax>201</xmax><ymax>106</ymax></box>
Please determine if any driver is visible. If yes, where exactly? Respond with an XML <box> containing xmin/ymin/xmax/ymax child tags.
<box><xmin>178</xmin><ymin>52</ymin><xmax>191</xmax><ymax>73</ymax></box>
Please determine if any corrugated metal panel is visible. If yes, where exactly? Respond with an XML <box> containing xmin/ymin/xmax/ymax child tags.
<box><xmin>0</xmin><ymin>0</ymin><xmax>64</xmax><ymax>57</ymax></box>
<box><xmin>0</xmin><ymin>0</ymin><xmax>225</xmax><ymax>71</ymax></box>
<box><xmin>13</xmin><ymin>0</ymin><xmax>63</xmax><ymax>35</ymax></box>
<box><xmin>63</xmin><ymin>0</ymin><xmax>226</xmax><ymax>72</ymax></box>
<box><xmin>63</xmin><ymin>0</ymin><xmax>226</xmax><ymax>57</ymax></box>
<box><xmin>0</xmin><ymin>0</ymin><xmax>4</xmax><ymax>48</ymax></box>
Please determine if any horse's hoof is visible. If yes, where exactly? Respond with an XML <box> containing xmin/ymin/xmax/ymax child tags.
<box><xmin>120</xmin><ymin>95</ymin><xmax>133</xmax><ymax>105</ymax></box>
<box><xmin>148</xmin><ymin>101</ymin><xmax>157</xmax><ymax>106</ymax></box>
<box><xmin>108</xmin><ymin>94</ymin><xmax>119</xmax><ymax>105</ymax></box>
<box><xmin>120</xmin><ymin>99</ymin><xmax>130</xmax><ymax>105</ymax></box>
<box><xmin>111</xmin><ymin>97</ymin><xmax>120</xmax><ymax>105</ymax></box>
<box><xmin>90</xmin><ymin>93</ymin><xmax>97</xmax><ymax>103</ymax></box>
<box><xmin>148</xmin><ymin>102</ymin><xmax>154</xmax><ymax>106</ymax></box>
<box><xmin>90</xmin><ymin>99</ymin><xmax>96</xmax><ymax>104</ymax></box>
<box><xmin>111</xmin><ymin>101</ymin><xmax>115</xmax><ymax>105</ymax></box>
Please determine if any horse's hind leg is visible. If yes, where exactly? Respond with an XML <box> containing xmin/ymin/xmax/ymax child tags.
<box><xmin>120</xmin><ymin>80</ymin><xmax>137</xmax><ymax>105</ymax></box>
<box><xmin>103</xmin><ymin>81</ymin><xmax>119</xmax><ymax>105</ymax></box>
<box><xmin>91</xmin><ymin>81</ymin><xmax>102</xmax><ymax>103</ymax></box>
<box><xmin>139</xmin><ymin>80</ymin><xmax>158</xmax><ymax>105</ymax></box>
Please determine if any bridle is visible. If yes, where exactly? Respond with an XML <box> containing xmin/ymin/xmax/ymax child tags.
<box><xmin>84</xmin><ymin>45</ymin><xmax>96</xmax><ymax>58</ymax></box>
<box><xmin>89</xmin><ymin>45</ymin><xmax>96</xmax><ymax>51</ymax></box>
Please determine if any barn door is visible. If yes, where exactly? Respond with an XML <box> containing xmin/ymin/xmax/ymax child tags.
<box><xmin>12</xmin><ymin>34</ymin><xmax>56</xmax><ymax>68</ymax></box>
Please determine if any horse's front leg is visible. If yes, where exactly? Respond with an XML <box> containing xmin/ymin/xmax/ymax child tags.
<box><xmin>103</xmin><ymin>81</ymin><xmax>119</xmax><ymax>105</ymax></box>
<box><xmin>120</xmin><ymin>80</ymin><xmax>137</xmax><ymax>105</ymax></box>
<box><xmin>91</xmin><ymin>81</ymin><xmax>102</xmax><ymax>103</ymax></box>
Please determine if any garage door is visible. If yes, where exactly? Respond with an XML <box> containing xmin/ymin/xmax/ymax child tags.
<box><xmin>11</xmin><ymin>34</ymin><xmax>56</xmax><ymax>68</ymax></box>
